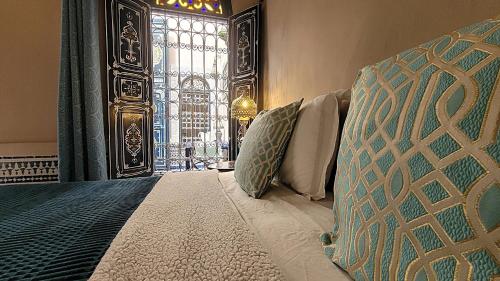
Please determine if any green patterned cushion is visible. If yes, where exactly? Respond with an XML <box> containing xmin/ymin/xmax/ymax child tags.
<box><xmin>323</xmin><ymin>17</ymin><xmax>500</xmax><ymax>281</ymax></box>
<box><xmin>235</xmin><ymin>100</ymin><xmax>303</xmax><ymax>198</ymax></box>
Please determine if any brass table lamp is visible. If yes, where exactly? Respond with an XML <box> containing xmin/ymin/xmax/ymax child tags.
<box><xmin>231</xmin><ymin>92</ymin><xmax>257</xmax><ymax>145</ymax></box>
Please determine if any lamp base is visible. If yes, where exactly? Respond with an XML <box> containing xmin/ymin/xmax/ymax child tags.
<box><xmin>237</xmin><ymin>119</ymin><xmax>249</xmax><ymax>147</ymax></box>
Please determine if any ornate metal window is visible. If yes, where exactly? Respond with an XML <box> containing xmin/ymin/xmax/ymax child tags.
<box><xmin>152</xmin><ymin>10</ymin><xmax>229</xmax><ymax>171</ymax></box>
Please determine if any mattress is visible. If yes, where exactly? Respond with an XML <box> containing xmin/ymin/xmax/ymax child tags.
<box><xmin>219</xmin><ymin>172</ymin><xmax>351</xmax><ymax>281</ymax></box>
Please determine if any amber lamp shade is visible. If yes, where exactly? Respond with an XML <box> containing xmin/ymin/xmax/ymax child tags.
<box><xmin>231</xmin><ymin>94</ymin><xmax>257</xmax><ymax>121</ymax></box>
<box><xmin>231</xmin><ymin>94</ymin><xmax>257</xmax><ymax>145</ymax></box>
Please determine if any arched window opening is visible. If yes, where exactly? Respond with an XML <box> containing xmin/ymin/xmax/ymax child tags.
<box><xmin>180</xmin><ymin>75</ymin><xmax>211</xmax><ymax>144</ymax></box>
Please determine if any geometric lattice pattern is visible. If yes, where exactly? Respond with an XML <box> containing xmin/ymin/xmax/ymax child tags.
<box><xmin>0</xmin><ymin>177</ymin><xmax>159</xmax><ymax>280</ymax></box>
<box><xmin>0</xmin><ymin>155</ymin><xmax>58</xmax><ymax>185</ymax></box>
<box><xmin>235</xmin><ymin>99</ymin><xmax>302</xmax><ymax>198</ymax></box>
<box><xmin>323</xmin><ymin>17</ymin><xmax>500</xmax><ymax>281</ymax></box>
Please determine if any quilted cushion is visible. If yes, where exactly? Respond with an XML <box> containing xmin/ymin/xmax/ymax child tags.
<box><xmin>235</xmin><ymin>99</ymin><xmax>302</xmax><ymax>199</ymax></box>
<box><xmin>323</xmin><ymin>17</ymin><xmax>500</xmax><ymax>281</ymax></box>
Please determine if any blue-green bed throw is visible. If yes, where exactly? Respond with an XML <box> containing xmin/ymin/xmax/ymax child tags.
<box><xmin>0</xmin><ymin>177</ymin><xmax>159</xmax><ymax>280</ymax></box>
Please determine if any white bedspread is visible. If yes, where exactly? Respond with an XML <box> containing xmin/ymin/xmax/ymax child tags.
<box><xmin>219</xmin><ymin>172</ymin><xmax>351</xmax><ymax>281</ymax></box>
<box><xmin>91</xmin><ymin>170</ymin><xmax>350</xmax><ymax>281</ymax></box>
<box><xmin>91</xmin><ymin>171</ymin><xmax>284</xmax><ymax>281</ymax></box>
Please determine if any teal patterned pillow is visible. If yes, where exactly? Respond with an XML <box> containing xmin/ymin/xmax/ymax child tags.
<box><xmin>235</xmin><ymin>100</ymin><xmax>303</xmax><ymax>198</ymax></box>
<box><xmin>323</xmin><ymin>17</ymin><xmax>500</xmax><ymax>281</ymax></box>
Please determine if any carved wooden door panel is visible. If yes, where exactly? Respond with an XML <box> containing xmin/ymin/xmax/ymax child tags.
<box><xmin>228</xmin><ymin>4</ymin><xmax>262</xmax><ymax>160</ymax></box>
<box><xmin>106</xmin><ymin>0</ymin><xmax>154</xmax><ymax>178</ymax></box>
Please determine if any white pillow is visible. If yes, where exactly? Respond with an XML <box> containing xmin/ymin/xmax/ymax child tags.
<box><xmin>279</xmin><ymin>90</ymin><xmax>348</xmax><ymax>200</ymax></box>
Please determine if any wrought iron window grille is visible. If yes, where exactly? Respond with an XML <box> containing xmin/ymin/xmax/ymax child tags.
<box><xmin>151</xmin><ymin>9</ymin><xmax>230</xmax><ymax>172</ymax></box>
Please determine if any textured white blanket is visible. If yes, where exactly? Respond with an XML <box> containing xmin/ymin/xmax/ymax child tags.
<box><xmin>90</xmin><ymin>170</ymin><xmax>284</xmax><ymax>281</ymax></box>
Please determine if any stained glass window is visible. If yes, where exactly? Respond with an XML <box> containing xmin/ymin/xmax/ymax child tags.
<box><xmin>153</xmin><ymin>0</ymin><xmax>231</xmax><ymax>17</ymax></box>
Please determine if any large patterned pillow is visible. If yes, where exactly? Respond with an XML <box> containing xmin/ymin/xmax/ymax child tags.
<box><xmin>235</xmin><ymin>99</ymin><xmax>303</xmax><ymax>199</ymax></box>
<box><xmin>322</xmin><ymin>17</ymin><xmax>500</xmax><ymax>281</ymax></box>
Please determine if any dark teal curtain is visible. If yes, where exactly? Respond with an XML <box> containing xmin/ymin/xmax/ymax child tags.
<box><xmin>58</xmin><ymin>0</ymin><xmax>107</xmax><ymax>182</ymax></box>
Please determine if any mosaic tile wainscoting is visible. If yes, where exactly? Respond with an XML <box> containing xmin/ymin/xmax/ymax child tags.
<box><xmin>0</xmin><ymin>156</ymin><xmax>59</xmax><ymax>185</ymax></box>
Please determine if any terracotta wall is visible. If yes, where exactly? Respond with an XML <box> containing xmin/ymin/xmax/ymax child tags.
<box><xmin>261</xmin><ymin>0</ymin><xmax>500</xmax><ymax>108</ymax></box>
<box><xmin>0</xmin><ymin>0</ymin><xmax>61</xmax><ymax>156</ymax></box>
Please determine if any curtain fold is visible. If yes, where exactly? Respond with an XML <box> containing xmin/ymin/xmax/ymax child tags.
<box><xmin>58</xmin><ymin>0</ymin><xmax>107</xmax><ymax>182</ymax></box>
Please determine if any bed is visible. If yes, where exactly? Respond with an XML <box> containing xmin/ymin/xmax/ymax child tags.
<box><xmin>0</xmin><ymin>171</ymin><xmax>350</xmax><ymax>281</ymax></box>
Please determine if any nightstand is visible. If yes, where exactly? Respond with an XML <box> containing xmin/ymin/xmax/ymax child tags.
<box><xmin>207</xmin><ymin>161</ymin><xmax>235</xmax><ymax>172</ymax></box>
